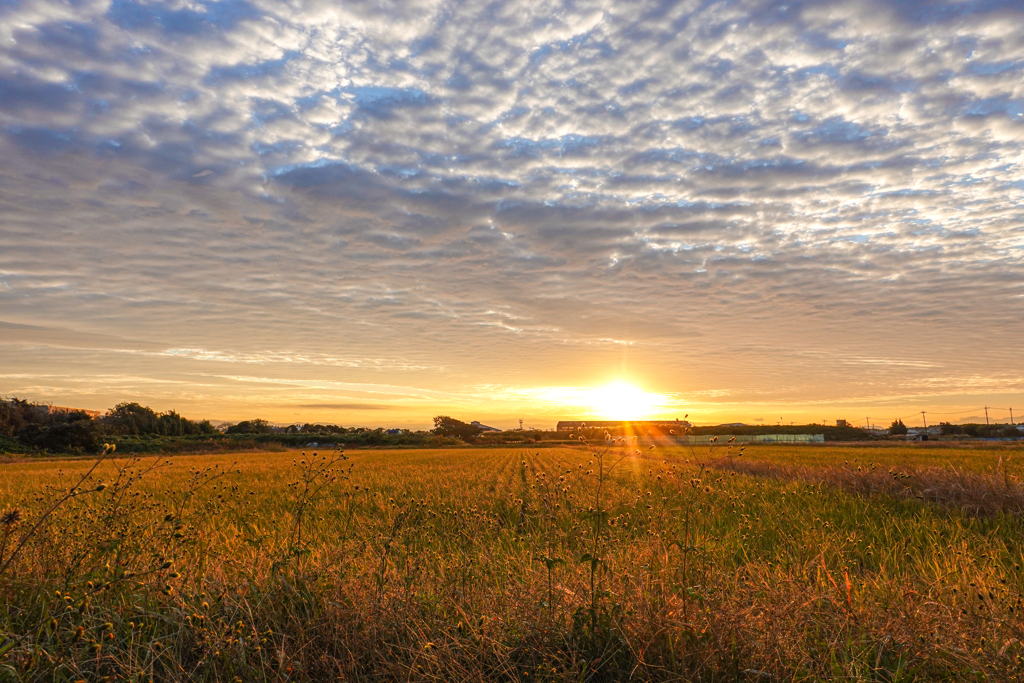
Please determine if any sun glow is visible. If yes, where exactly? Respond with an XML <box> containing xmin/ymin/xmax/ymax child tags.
<box><xmin>584</xmin><ymin>381</ymin><xmax>668</xmax><ymax>420</ymax></box>
<box><xmin>499</xmin><ymin>382</ymin><xmax>673</xmax><ymax>420</ymax></box>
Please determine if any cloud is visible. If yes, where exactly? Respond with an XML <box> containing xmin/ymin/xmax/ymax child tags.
<box><xmin>1</xmin><ymin>0</ymin><xmax>1023</xmax><ymax>426</ymax></box>
<box><xmin>297</xmin><ymin>403</ymin><xmax>393</xmax><ymax>411</ymax></box>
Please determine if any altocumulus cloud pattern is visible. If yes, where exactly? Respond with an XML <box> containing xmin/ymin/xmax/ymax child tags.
<box><xmin>1</xmin><ymin>0</ymin><xmax>1023</xmax><ymax>423</ymax></box>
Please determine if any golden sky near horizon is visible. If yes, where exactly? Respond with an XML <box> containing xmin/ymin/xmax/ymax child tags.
<box><xmin>2</xmin><ymin>0</ymin><xmax>1024</xmax><ymax>430</ymax></box>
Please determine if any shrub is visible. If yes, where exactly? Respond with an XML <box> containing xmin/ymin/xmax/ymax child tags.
<box><xmin>888</xmin><ymin>419</ymin><xmax>908</xmax><ymax>436</ymax></box>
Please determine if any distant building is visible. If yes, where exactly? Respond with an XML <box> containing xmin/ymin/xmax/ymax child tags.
<box><xmin>836</xmin><ymin>419</ymin><xmax>848</xmax><ymax>428</ymax></box>
<box><xmin>906</xmin><ymin>427</ymin><xmax>940</xmax><ymax>440</ymax></box>
<box><xmin>684</xmin><ymin>434</ymin><xmax>825</xmax><ymax>444</ymax></box>
<box><xmin>470</xmin><ymin>421</ymin><xmax>501</xmax><ymax>432</ymax></box>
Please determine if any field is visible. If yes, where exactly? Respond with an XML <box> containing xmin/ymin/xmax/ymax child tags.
<box><xmin>1</xmin><ymin>442</ymin><xmax>1023</xmax><ymax>681</ymax></box>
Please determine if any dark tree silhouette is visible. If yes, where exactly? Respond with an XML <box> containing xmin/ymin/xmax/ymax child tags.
<box><xmin>432</xmin><ymin>416</ymin><xmax>482</xmax><ymax>441</ymax></box>
<box><xmin>889</xmin><ymin>419</ymin><xmax>908</xmax><ymax>436</ymax></box>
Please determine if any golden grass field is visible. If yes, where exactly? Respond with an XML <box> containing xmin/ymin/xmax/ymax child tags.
<box><xmin>1</xmin><ymin>442</ymin><xmax>1023</xmax><ymax>681</ymax></box>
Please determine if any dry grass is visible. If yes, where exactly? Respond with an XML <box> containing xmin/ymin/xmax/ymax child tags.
<box><xmin>0</xmin><ymin>444</ymin><xmax>1022</xmax><ymax>681</ymax></box>
<box><xmin>708</xmin><ymin>453</ymin><xmax>1024</xmax><ymax>518</ymax></box>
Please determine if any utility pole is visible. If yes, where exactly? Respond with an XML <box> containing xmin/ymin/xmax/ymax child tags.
<box><xmin>866</xmin><ymin>417</ymin><xmax>871</xmax><ymax>430</ymax></box>
<box><xmin>921</xmin><ymin>411</ymin><xmax>927</xmax><ymax>429</ymax></box>
<box><xmin>984</xmin><ymin>406</ymin><xmax>989</xmax><ymax>426</ymax></box>
<box><xmin>1011</xmin><ymin>408</ymin><xmax>1015</xmax><ymax>425</ymax></box>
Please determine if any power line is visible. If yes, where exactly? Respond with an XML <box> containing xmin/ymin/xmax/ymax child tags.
<box><xmin>862</xmin><ymin>406</ymin><xmax>1016</xmax><ymax>425</ymax></box>
<box><xmin>920</xmin><ymin>407</ymin><xmax>986</xmax><ymax>416</ymax></box>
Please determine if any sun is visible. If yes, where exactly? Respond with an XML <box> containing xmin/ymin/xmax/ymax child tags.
<box><xmin>585</xmin><ymin>381</ymin><xmax>667</xmax><ymax>420</ymax></box>
<box><xmin>509</xmin><ymin>381</ymin><xmax>673</xmax><ymax>420</ymax></box>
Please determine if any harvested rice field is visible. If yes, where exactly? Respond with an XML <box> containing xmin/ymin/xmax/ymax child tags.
<box><xmin>1</xmin><ymin>442</ymin><xmax>1023</xmax><ymax>681</ymax></box>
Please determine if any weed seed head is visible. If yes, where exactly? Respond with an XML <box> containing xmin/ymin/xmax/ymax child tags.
<box><xmin>1</xmin><ymin>508</ymin><xmax>22</xmax><ymax>526</ymax></box>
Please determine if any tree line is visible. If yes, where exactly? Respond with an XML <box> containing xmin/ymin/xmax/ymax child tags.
<box><xmin>888</xmin><ymin>418</ymin><xmax>1020</xmax><ymax>438</ymax></box>
<box><xmin>938</xmin><ymin>421</ymin><xmax>1021</xmax><ymax>438</ymax></box>
<box><xmin>0</xmin><ymin>398</ymin><xmax>451</xmax><ymax>454</ymax></box>
<box><xmin>0</xmin><ymin>399</ymin><xmax>216</xmax><ymax>453</ymax></box>
<box><xmin>223</xmin><ymin>420</ymin><xmax>352</xmax><ymax>435</ymax></box>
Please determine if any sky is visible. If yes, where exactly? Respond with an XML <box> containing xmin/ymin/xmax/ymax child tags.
<box><xmin>1</xmin><ymin>0</ymin><xmax>1023</xmax><ymax>430</ymax></box>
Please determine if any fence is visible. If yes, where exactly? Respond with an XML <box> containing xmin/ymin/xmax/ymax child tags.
<box><xmin>681</xmin><ymin>434</ymin><xmax>825</xmax><ymax>444</ymax></box>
